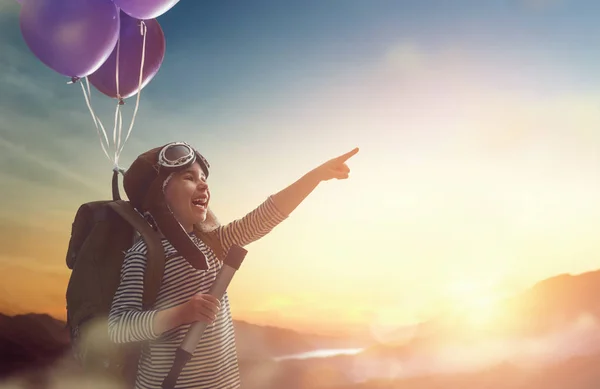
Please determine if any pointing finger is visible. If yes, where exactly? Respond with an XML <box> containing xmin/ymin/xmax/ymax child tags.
<box><xmin>336</xmin><ymin>147</ymin><xmax>359</xmax><ymax>162</ymax></box>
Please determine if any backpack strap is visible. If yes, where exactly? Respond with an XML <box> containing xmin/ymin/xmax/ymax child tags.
<box><xmin>193</xmin><ymin>227</ymin><xmax>225</xmax><ymax>262</ymax></box>
<box><xmin>108</xmin><ymin>200</ymin><xmax>165</xmax><ymax>310</ymax></box>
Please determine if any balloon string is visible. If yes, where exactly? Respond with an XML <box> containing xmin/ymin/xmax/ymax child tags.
<box><xmin>112</xmin><ymin>36</ymin><xmax>122</xmax><ymax>170</ymax></box>
<box><xmin>115</xmin><ymin>37</ymin><xmax>121</xmax><ymax>101</ymax></box>
<box><xmin>115</xmin><ymin>20</ymin><xmax>147</xmax><ymax>165</ymax></box>
<box><xmin>113</xmin><ymin>103</ymin><xmax>122</xmax><ymax>169</ymax></box>
<box><xmin>80</xmin><ymin>79</ymin><xmax>111</xmax><ymax>163</ymax></box>
<box><xmin>85</xmin><ymin>77</ymin><xmax>110</xmax><ymax>148</ymax></box>
<box><xmin>85</xmin><ymin>76</ymin><xmax>92</xmax><ymax>104</ymax></box>
<box><xmin>118</xmin><ymin>108</ymin><xmax>123</xmax><ymax>153</ymax></box>
<box><xmin>75</xmin><ymin>21</ymin><xmax>148</xmax><ymax>170</ymax></box>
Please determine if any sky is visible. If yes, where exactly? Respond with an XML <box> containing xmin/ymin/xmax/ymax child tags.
<box><xmin>1</xmin><ymin>0</ymin><xmax>600</xmax><ymax>338</ymax></box>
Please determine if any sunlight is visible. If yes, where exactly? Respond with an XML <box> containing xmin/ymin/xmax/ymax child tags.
<box><xmin>461</xmin><ymin>295</ymin><xmax>499</xmax><ymax>327</ymax></box>
<box><xmin>368</xmin><ymin>307</ymin><xmax>420</xmax><ymax>344</ymax></box>
<box><xmin>446</xmin><ymin>278</ymin><xmax>503</xmax><ymax>329</ymax></box>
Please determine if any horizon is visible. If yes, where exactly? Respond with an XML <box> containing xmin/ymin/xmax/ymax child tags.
<box><xmin>2</xmin><ymin>0</ymin><xmax>600</xmax><ymax>339</ymax></box>
<box><xmin>1</xmin><ymin>260</ymin><xmax>596</xmax><ymax>339</ymax></box>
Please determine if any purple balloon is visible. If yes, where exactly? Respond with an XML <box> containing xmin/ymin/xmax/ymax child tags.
<box><xmin>88</xmin><ymin>12</ymin><xmax>165</xmax><ymax>100</ymax></box>
<box><xmin>113</xmin><ymin>0</ymin><xmax>179</xmax><ymax>20</ymax></box>
<box><xmin>20</xmin><ymin>0</ymin><xmax>119</xmax><ymax>78</ymax></box>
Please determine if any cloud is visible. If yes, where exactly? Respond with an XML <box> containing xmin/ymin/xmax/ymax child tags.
<box><xmin>0</xmin><ymin>134</ymin><xmax>106</xmax><ymax>195</ymax></box>
<box><xmin>347</xmin><ymin>313</ymin><xmax>600</xmax><ymax>382</ymax></box>
<box><xmin>367</xmin><ymin>40</ymin><xmax>600</xmax><ymax>151</ymax></box>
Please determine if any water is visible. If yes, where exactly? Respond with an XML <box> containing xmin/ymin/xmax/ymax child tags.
<box><xmin>274</xmin><ymin>348</ymin><xmax>364</xmax><ymax>361</ymax></box>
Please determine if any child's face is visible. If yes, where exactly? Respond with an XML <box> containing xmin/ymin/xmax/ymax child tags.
<box><xmin>163</xmin><ymin>161</ymin><xmax>209</xmax><ymax>232</ymax></box>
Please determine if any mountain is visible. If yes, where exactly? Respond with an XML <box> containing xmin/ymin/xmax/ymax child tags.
<box><xmin>234</xmin><ymin>320</ymin><xmax>365</xmax><ymax>361</ymax></box>
<box><xmin>0</xmin><ymin>312</ymin><xmax>364</xmax><ymax>380</ymax></box>
<box><xmin>239</xmin><ymin>270</ymin><xmax>600</xmax><ymax>389</ymax></box>
<box><xmin>0</xmin><ymin>313</ymin><xmax>70</xmax><ymax>377</ymax></box>
<box><xmin>504</xmin><ymin>271</ymin><xmax>600</xmax><ymax>335</ymax></box>
<box><xmin>362</xmin><ymin>270</ymin><xmax>600</xmax><ymax>362</ymax></box>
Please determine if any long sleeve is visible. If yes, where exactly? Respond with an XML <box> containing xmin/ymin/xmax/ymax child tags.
<box><xmin>215</xmin><ymin>195</ymin><xmax>288</xmax><ymax>252</ymax></box>
<box><xmin>108</xmin><ymin>250</ymin><xmax>161</xmax><ymax>344</ymax></box>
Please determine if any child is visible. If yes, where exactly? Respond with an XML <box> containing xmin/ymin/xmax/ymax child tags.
<box><xmin>108</xmin><ymin>141</ymin><xmax>358</xmax><ymax>389</ymax></box>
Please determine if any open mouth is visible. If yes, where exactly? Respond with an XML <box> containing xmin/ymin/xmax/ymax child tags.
<box><xmin>192</xmin><ymin>197</ymin><xmax>208</xmax><ymax>209</ymax></box>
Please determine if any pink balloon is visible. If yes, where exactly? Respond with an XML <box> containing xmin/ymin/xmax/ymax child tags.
<box><xmin>88</xmin><ymin>11</ymin><xmax>165</xmax><ymax>100</ymax></box>
<box><xmin>112</xmin><ymin>0</ymin><xmax>179</xmax><ymax>20</ymax></box>
<box><xmin>19</xmin><ymin>0</ymin><xmax>120</xmax><ymax>78</ymax></box>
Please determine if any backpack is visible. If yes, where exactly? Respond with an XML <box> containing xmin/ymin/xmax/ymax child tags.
<box><xmin>64</xmin><ymin>171</ymin><xmax>224</xmax><ymax>386</ymax></box>
<box><xmin>65</xmin><ymin>171</ymin><xmax>166</xmax><ymax>385</ymax></box>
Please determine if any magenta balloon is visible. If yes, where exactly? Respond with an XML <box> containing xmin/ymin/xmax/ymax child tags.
<box><xmin>113</xmin><ymin>0</ymin><xmax>179</xmax><ymax>20</ymax></box>
<box><xmin>88</xmin><ymin>12</ymin><xmax>165</xmax><ymax>100</ymax></box>
<box><xmin>19</xmin><ymin>0</ymin><xmax>120</xmax><ymax>78</ymax></box>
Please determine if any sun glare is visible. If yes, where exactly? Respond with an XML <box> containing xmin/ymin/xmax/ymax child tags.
<box><xmin>462</xmin><ymin>295</ymin><xmax>499</xmax><ymax>327</ymax></box>
<box><xmin>446</xmin><ymin>279</ymin><xmax>504</xmax><ymax>329</ymax></box>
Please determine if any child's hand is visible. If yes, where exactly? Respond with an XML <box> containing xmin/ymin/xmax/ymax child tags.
<box><xmin>180</xmin><ymin>293</ymin><xmax>222</xmax><ymax>324</ymax></box>
<box><xmin>154</xmin><ymin>294</ymin><xmax>221</xmax><ymax>335</ymax></box>
<box><xmin>311</xmin><ymin>147</ymin><xmax>359</xmax><ymax>182</ymax></box>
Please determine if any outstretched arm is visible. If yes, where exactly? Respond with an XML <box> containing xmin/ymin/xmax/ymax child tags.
<box><xmin>270</xmin><ymin>169</ymin><xmax>321</xmax><ymax>216</ymax></box>
<box><xmin>271</xmin><ymin>147</ymin><xmax>358</xmax><ymax>215</ymax></box>
<box><xmin>214</xmin><ymin>147</ymin><xmax>359</xmax><ymax>252</ymax></box>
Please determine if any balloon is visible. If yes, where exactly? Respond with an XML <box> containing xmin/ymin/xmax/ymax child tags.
<box><xmin>19</xmin><ymin>0</ymin><xmax>120</xmax><ymax>78</ymax></box>
<box><xmin>113</xmin><ymin>0</ymin><xmax>179</xmax><ymax>20</ymax></box>
<box><xmin>88</xmin><ymin>12</ymin><xmax>166</xmax><ymax>100</ymax></box>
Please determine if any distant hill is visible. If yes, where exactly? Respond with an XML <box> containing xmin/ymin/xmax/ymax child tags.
<box><xmin>363</xmin><ymin>269</ymin><xmax>600</xmax><ymax>360</ymax></box>
<box><xmin>0</xmin><ymin>313</ymin><xmax>70</xmax><ymax>377</ymax></box>
<box><xmin>506</xmin><ymin>271</ymin><xmax>600</xmax><ymax>335</ymax></box>
<box><xmin>0</xmin><ymin>312</ymin><xmax>365</xmax><ymax>380</ymax></box>
<box><xmin>234</xmin><ymin>319</ymin><xmax>365</xmax><ymax>360</ymax></box>
<box><xmin>240</xmin><ymin>270</ymin><xmax>600</xmax><ymax>389</ymax></box>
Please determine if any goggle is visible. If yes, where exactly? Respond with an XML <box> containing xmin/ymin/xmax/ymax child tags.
<box><xmin>157</xmin><ymin>142</ymin><xmax>210</xmax><ymax>176</ymax></box>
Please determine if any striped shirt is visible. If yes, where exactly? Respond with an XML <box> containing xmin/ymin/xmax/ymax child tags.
<box><xmin>108</xmin><ymin>196</ymin><xmax>287</xmax><ymax>389</ymax></box>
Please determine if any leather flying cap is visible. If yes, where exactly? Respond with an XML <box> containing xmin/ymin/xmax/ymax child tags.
<box><xmin>122</xmin><ymin>142</ymin><xmax>211</xmax><ymax>270</ymax></box>
<box><xmin>123</xmin><ymin>142</ymin><xmax>209</xmax><ymax>212</ymax></box>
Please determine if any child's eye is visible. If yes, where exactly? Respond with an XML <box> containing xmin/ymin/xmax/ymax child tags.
<box><xmin>184</xmin><ymin>175</ymin><xmax>194</xmax><ymax>181</ymax></box>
